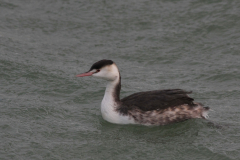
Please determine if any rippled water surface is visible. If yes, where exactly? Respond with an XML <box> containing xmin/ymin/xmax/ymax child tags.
<box><xmin>1</xmin><ymin>0</ymin><xmax>240</xmax><ymax>159</ymax></box>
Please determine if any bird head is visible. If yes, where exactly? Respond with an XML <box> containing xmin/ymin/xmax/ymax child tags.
<box><xmin>76</xmin><ymin>59</ymin><xmax>120</xmax><ymax>81</ymax></box>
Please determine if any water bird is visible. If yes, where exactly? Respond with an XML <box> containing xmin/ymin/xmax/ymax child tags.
<box><xmin>76</xmin><ymin>59</ymin><xmax>209</xmax><ymax>126</ymax></box>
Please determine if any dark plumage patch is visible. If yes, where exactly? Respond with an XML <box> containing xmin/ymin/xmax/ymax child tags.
<box><xmin>118</xmin><ymin>89</ymin><xmax>195</xmax><ymax>115</ymax></box>
<box><xmin>89</xmin><ymin>59</ymin><xmax>113</xmax><ymax>71</ymax></box>
<box><xmin>115</xmin><ymin>89</ymin><xmax>210</xmax><ymax>125</ymax></box>
<box><xmin>113</xmin><ymin>76</ymin><xmax>121</xmax><ymax>102</ymax></box>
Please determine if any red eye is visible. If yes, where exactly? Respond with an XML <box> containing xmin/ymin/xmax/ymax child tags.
<box><xmin>96</xmin><ymin>69</ymin><xmax>100</xmax><ymax>73</ymax></box>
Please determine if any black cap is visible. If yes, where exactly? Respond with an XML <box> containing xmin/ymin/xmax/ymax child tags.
<box><xmin>89</xmin><ymin>59</ymin><xmax>114</xmax><ymax>71</ymax></box>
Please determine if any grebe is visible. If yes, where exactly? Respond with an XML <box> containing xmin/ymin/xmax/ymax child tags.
<box><xmin>76</xmin><ymin>59</ymin><xmax>209</xmax><ymax>126</ymax></box>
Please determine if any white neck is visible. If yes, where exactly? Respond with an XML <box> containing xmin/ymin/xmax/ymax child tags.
<box><xmin>104</xmin><ymin>79</ymin><xmax>120</xmax><ymax>101</ymax></box>
<box><xmin>99</xmin><ymin>64</ymin><xmax>135</xmax><ymax>124</ymax></box>
<box><xmin>101</xmin><ymin>77</ymin><xmax>121</xmax><ymax>123</ymax></box>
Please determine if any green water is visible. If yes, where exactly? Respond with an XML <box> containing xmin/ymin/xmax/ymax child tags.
<box><xmin>1</xmin><ymin>0</ymin><xmax>240</xmax><ymax>159</ymax></box>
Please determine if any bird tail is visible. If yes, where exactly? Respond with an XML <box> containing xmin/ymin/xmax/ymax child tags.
<box><xmin>202</xmin><ymin>107</ymin><xmax>210</xmax><ymax>119</ymax></box>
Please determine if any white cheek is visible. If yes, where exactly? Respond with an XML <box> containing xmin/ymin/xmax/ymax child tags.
<box><xmin>92</xmin><ymin>70</ymin><xmax>110</xmax><ymax>80</ymax></box>
<box><xmin>92</xmin><ymin>64</ymin><xmax>119</xmax><ymax>81</ymax></box>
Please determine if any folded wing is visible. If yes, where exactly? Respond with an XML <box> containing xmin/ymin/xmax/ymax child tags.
<box><xmin>119</xmin><ymin>89</ymin><xmax>195</xmax><ymax>114</ymax></box>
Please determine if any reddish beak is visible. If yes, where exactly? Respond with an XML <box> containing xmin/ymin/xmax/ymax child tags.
<box><xmin>76</xmin><ymin>72</ymin><xmax>93</xmax><ymax>77</ymax></box>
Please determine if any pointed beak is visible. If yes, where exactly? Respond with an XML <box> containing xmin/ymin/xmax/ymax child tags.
<box><xmin>76</xmin><ymin>71</ymin><xmax>93</xmax><ymax>77</ymax></box>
